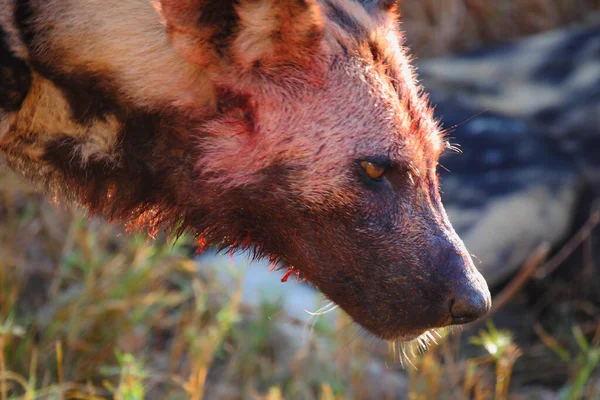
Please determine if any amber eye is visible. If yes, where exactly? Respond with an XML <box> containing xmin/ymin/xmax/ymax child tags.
<box><xmin>361</xmin><ymin>161</ymin><xmax>386</xmax><ymax>181</ymax></box>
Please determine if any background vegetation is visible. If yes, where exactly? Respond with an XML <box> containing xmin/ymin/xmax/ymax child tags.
<box><xmin>2</xmin><ymin>1</ymin><xmax>600</xmax><ymax>399</ymax></box>
<box><xmin>401</xmin><ymin>0</ymin><xmax>600</xmax><ymax>56</ymax></box>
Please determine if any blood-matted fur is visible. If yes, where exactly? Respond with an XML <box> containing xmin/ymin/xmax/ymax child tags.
<box><xmin>0</xmin><ymin>0</ymin><xmax>490</xmax><ymax>340</ymax></box>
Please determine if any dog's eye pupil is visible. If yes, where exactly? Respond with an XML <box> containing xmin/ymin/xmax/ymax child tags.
<box><xmin>361</xmin><ymin>161</ymin><xmax>386</xmax><ymax>180</ymax></box>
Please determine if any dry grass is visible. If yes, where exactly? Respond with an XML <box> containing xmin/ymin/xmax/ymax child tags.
<box><xmin>0</xmin><ymin>171</ymin><xmax>384</xmax><ymax>399</ymax></box>
<box><xmin>2</xmin><ymin>2</ymin><xmax>600</xmax><ymax>395</ymax></box>
<box><xmin>1</xmin><ymin>165</ymin><xmax>599</xmax><ymax>399</ymax></box>
<box><xmin>400</xmin><ymin>0</ymin><xmax>600</xmax><ymax>57</ymax></box>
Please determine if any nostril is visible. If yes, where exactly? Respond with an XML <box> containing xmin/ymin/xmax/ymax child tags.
<box><xmin>449</xmin><ymin>300</ymin><xmax>479</xmax><ymax>325</ymax></box>
<box><xmin>449</xmin><ymin>291</ymin><xmax>491</xmax><ymax>325</ymax></box>
<box><xmin>449</xmin><ymin>309</ymin><xmax>474</xmax><ymax>324</ymax></box>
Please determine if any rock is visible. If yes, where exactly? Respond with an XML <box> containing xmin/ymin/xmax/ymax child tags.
<box><xmin>198</xmin><ymin>251</ymin><xmax>334</xmax><ymax>327</ymax></box>
<box><xmin>417</xmin><ymin>23</ymin><xmax>600</xmax><ymax>285</ymax></box>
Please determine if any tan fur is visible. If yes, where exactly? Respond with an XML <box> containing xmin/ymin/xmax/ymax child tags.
<box><xmin>232</xmin><ymin>0</ymin><xmax>324</xmax><ymax>68</ymax></box>
<box><xmin>3</xmin><ymin>74</ymin><xmax>120</xmax><ymax>164</ymax></box>
<box><xmin>233</xmin><ymin>0</ymin><xmax>281</xmax><ymax>64</ymax></box>
<box><xmin>28</xmin><ymin>0</ymin><xmax>215</xmax><ymax>113</ymax></box>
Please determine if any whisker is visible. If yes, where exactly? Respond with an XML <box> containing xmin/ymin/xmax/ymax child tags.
<box><xmin>400</xmin><ymin>343</ymin><xmax>417</xmax><ymax>369</ymax></box>
<box><xmin>304</xmin><ymin>301</ymin><xmax>338</xmax><ymax>316</ymax></box>
<box><xmin>439</xmin><ymin>163</ymin><xmax>451</xmax><ymax>173</ymax></box>
<box><xmin>427</xmin><ymin>330</ymin><xmax>439</xmax><ymax>345</ymax></box>
<box><xmin>441</xmin><ymin>109</ymin><xmax>490</xmax><ymax>135</ymax></box>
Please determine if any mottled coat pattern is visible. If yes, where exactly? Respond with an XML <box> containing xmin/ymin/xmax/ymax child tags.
<box><xmin>0</xmin><ymin>0</ymin><xmax>491</xmax><ymax>341</ymax></box>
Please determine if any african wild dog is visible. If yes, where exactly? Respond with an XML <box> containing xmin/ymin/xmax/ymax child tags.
<box><xmin>0</xmin><ymin>0</ymin><xmax>491</xmax><ymax>341</ymax></box>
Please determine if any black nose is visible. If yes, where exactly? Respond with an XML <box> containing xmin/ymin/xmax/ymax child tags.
<box><xmin>450</xmin><ymin>284</ymin><xmax>491</xmax><ymax>325</ymax></box>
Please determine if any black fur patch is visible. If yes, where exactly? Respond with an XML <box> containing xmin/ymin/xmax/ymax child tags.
<box><xmin>198</xmin><ymin>0</ymin><xmax>240</xmax><ymax>55</ymax></box>
<box><xmin>358</xmin><ymin>0</ymin><xmax>397</xmax><ymax>11</ymax></box>
<box><xmin>41</xmin><ymin>112</ymin><xmax>163</xmax><ymax>216</ymax></box>
<box><xmin>36</xmin><ymin>67</ymin><xmax>122</xmax><ymax>124</ymax></box>
<box><xmin>324</xmin><ymin>0</ymin><xmax>366</xmax><ymax>38</ymax></box>
<box><xmin>14</xmin><ymin>0</ymin><xmax>35</xmax><ymax>48</ymax></box>
<box><xmin>40</xmin><ymin>109</ymin><xmax>198</xmax><ymax>227</ymax></box>
<box><xmin>43</xmin><ymin>135</ymin><xmax>146</xmax><ymax>214</ymax></box>
<box><xmin>0</xmin><ymin>26</ymin><xmax>31</xmax><ymax>111</ymax></box>
<box><xmin>14</xmin><ymin>0</ymin><xmax>121</xmax><ymax>124</ymax></box>
<box><xmin>368</xmin><ymin>40</ymin><xmax>383</xmax><ymax>61</ymax></box>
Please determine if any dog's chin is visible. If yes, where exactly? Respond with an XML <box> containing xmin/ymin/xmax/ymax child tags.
<box><xmin>370</xmin><ymin>317</ymin><xmax>455</xmax><ymax>343</ymax></box>
<box><xmin>370</xmin><ymin>327</ymin><xmax>431</xmax><ymax>342</ymax></box>
<box><xmin>394</xmin><ymin>330</ymin><xmax>430</xmax><ymax>342</ymax></box>
<box><xmin>385</xmin><ymin>327</ymin><xmax>450</xmax><ymax>345</ymax></box>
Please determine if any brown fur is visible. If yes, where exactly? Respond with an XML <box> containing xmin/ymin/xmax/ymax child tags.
<box><xmin>0</xmin><ymin>0</ymin><xmax>490</xmax><ymax>340</ymax></box>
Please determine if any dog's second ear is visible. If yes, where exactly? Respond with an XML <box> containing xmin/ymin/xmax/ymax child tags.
<box><xmin>154</xmin><ymin>0</ymin><xmax>239</xmax><ymax>67</ymax></box>
<box><xmin>357</xmin><ymin>0</ymin><xmax>399</xmax><ymax>12</ymax></box>
<box><xmin>157</xmin><ymin>0</ymin><xmax>324</xmax><ymax>70</ymax></box>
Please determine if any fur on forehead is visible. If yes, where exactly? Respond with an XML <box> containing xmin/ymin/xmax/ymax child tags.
<box><xmin>158</xmin><ymin>0</ymin><xmax>404</xmax><ymax>80</ymax></box>
<box><xmin>159</xmin><ymin>0</ymin><xmax>326</xmax><ymax>74</ymax></box>
<box><xmin>191</xmin><ymin>0</ymin><xmax>443</xmax><ymax>203</ymax></box>
<box><xmin>318</xmin><ymin>1</ymin><xmax>445</xmax><ymax>167</ymax></box>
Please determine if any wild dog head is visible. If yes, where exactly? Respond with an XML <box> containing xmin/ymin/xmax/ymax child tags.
<box><xmin>159</xmin><ymin>0</ymin><xmax>491</xmax><ymax>340</ymax></box>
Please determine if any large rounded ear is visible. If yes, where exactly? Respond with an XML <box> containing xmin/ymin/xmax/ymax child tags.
<box><xmin>157</xmin><ymin>0</ymin><xmax>324</xmax><ymax>70</ymax></box>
